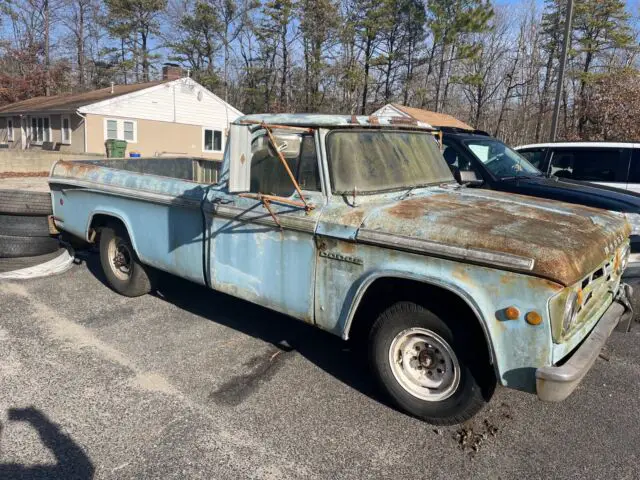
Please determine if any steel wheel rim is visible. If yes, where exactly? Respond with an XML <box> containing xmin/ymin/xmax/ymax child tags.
<box><xmin>388</xmin><ymin>327</ymin><xmax>460</xmax><ymax>402</ymax></box>
<box><xmin>108</xmin><ymin>238</ymin><xmax>132</xmax><ymax>281</ymax></box>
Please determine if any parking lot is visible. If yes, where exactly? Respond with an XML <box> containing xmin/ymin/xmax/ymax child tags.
<box><xmin>0</xmin><ymin>252</ymin><xmax>639</xmax><ymax>479</ymax></box>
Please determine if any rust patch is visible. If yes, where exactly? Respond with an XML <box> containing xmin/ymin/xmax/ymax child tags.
<box><xmin>387</xmin><ymin>199</ymin><xmax>427</xmax><ymax>219</ymax></box>
<box><xmin>452</xmin><ymin>267</ymin><xmax>473</xmax><ymax>285</ymax></box>
<box><xmin>527</xmin><ymin>276</ymin><xmax>563</xmax><ymax>292</ymax></box>
<box><xmin>341</xmin><ymin>208</ymin><xmax>367</xmax><ymax>226</ymax></box>
<box><xmin>339</xmin><ymin>242</ymin><xmax>356</xmax><ymax>255</ymax></box>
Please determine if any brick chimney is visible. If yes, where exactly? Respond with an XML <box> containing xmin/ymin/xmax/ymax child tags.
<box><xmin>162</xmin><ymin>63</ymin><xmax>183</xmax><ymax>81</ymax></box>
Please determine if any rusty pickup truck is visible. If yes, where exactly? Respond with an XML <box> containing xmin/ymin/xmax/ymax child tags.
<box><xmin>49</xmin><ymin>114</ymin><xmax>633</xmax><ymax>425</ymax></box>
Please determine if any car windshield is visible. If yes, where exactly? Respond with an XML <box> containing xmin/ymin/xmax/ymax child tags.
<box><xmin>464</xmin><ymin>138</ymin><xmax>542</xmax><ymax>179</ymax></box>
<box><xmin>327</xmin><ymin>130</ymin><xmax>454</xmax><ymax>194</ymax></box>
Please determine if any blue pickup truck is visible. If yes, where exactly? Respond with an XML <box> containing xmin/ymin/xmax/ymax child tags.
<box><xmin>49</xmin><ymin>114</ymin><xmax>633</xmax><ymax>425</ymax></box>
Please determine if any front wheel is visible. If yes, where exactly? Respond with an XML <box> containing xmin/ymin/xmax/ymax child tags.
<box><xmin>99</xmin><ymin>224</ymin><xmax>154</xmax><ymax>297</ymax></box>
<box><xmin>369</xmin><ymin>301</ymin><xmax>495</xmax><ymax>425</ymax></box>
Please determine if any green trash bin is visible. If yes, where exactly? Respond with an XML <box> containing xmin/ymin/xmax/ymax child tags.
<box><xmin>105</xmin><ymin>139</ymin><xmax>128</xmax><ymax>158</ymax></box>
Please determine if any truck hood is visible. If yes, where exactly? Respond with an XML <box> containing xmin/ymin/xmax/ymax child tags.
<box><xmin>353</xmin><ymin>187</ymin><xmax>629</xmax><ymax>286</ymax></box>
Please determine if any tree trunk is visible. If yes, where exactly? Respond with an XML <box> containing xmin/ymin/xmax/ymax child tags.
<box><xmin>361</xmin><ymin>37</ymin><xmax>372</xmax><ymax>115</ymax></box>
<box><xmin>44</xmin><ymin>0</ymin><xmax>50</xmax><ymax>96</ymax></box>
<box><xmin>280</xmin><ymin>23</ymin><xmax>288</xmax><ymax>110</ymax></box>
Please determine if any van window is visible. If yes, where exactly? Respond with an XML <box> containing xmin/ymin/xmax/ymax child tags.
<box><xmin>549</xmin><ymin>148</ymin><xmax>629</xmax><ymax>183</ymax></box>
<box><xmin>518</xmin><ymin>148</ymin><xmax>547</xmax><ymax>170</ymax></box>
<box><xmin>627</xmin><ymin>149</ymin><xmax>640</xmax><ymax>183</ymax></box>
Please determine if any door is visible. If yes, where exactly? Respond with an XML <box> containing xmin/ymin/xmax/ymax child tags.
<box><xmin>206</xmin><ymin>130</ymin><xmax>324</xmax><ymax>323</ymax></box>
<box><xmin>547</xmin><ymin>147</ymin><xmax>631</xmax><ymax>189</ymax></box>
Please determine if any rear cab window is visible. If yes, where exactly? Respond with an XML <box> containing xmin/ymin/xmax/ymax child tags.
<box><xmin>548</xmin><ymin>147</ymin><xmax>630</xmax><ymax>184</ymax></box>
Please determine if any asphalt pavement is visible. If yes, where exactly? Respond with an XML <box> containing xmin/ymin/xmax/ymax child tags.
<box><xmin>0</xmin><ymin>253</ymin><xmax>639</xmax><ymax>479</ymax></box>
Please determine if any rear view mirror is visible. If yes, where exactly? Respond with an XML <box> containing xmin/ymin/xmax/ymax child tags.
<box><xmin>459</xmin><ymin>170</ymin><xmax>484</xmax><ymax>187</ymax></box>
<box><xmin>228</xmin><ymin>124</ymin><xmax>252</xmax><ymax>193</ymax></box>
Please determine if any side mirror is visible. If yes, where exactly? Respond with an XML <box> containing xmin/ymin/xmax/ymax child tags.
<box><xmin>228</xmin><ymin>124</ymin><xmax>252</xmax><ymax>193</ymax></box>
<box><xmin>459</xmin><ymin>170</ymin><xmax>484</xmax><ymax>187</ymax></box>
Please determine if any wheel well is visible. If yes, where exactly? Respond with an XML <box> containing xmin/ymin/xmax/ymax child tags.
<box><xmin>88</xmin><ymin>214</ymin><xmax>128</xmax><ymax>243</ymax></box>
<box><xmin>348</xmin><ymin>277</ymin><xmax>493</xmax><ymax>363</ymax></box>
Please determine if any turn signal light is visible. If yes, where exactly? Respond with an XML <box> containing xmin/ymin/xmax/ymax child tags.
<box><xmin>526</xmin><ymin>311</ymin><xmax>543</xmax><ymax>325</ymax></box>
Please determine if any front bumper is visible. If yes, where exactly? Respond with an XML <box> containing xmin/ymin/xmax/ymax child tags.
<box><xmin>536</xmin><ymin>283</ymin><xmax>633</xmax><ymax>402</ymax></box>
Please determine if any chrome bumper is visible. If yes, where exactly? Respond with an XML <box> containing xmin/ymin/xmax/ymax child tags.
<box><xmin>536</xmin><ymin>283</ymin><xmax>633</xmax><ymax>402</ymax></box>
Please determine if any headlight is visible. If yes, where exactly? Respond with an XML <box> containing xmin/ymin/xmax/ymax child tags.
<box><xmin>562</xmin><ymin>290</ymin><xmax>580</xmax><ymax>333</ymax></box>
<box><xmin>624</xmin><ymin>213</ymin><xmax>640</xmax><ymax>236</ymax></box>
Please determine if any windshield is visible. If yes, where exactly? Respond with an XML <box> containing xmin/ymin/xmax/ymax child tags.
<box><xmin>464</xmin><ymin>138</ymin><xmax>541</xmax><ymax>179</ymax></box>
<box><xmin>327</xmin><ymin>130</ymin><xmax>454</xmax><ymax>194</ymax></box>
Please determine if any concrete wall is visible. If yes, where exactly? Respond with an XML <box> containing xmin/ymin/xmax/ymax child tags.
<box><xmin>85</xmin><ymin>114</ymin><xmax>224</xmax><ymax>160</ymax></box>
<box><xmin>0</xmin><ymin>150</ymin><xmax>103</xmax><ymax>173</ymax></box>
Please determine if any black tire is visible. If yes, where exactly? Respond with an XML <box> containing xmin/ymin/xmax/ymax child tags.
<box><xmin>0</xmin><ymin>234</ymin><xmax>59</xmax><ymax>258</ymax></box>
<box><xmin>369</xmin><ymin>301</ymin><xmax>496</xmax><ymax>425</ymax></box>
<box><xmin>99</xmin><ymin>224</ymin><xmax>153</xmax><ymax>297</ymax></box>
<box><xmin>0</xmin><ymin>248</ymin><xmax>65</xmax><ymax>273</ymax></box>
<box><xmin>0</xmin><ymin>190</ymin><xmax>52</xmax><ymax>216</ymax></box>
<box><xmin>0</xmin><ymin>214</ymin><xmax>51</xmax><ymax>237</ymax></box>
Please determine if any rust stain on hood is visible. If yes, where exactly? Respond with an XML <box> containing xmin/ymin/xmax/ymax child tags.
<box><xmin>359</xmin><ymin>188</ymin><xmax>629</xmax><ymax>286</ymax></box>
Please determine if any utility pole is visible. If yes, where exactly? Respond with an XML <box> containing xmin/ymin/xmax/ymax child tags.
<box><xmin>549</xmin><ymin>0</ymin><xmax>574</xmax><ymax>141</ymax></box>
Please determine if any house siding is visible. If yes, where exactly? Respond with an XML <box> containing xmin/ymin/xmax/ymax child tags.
<box><xmin>85</xmin><ymin>114</ymin><xmax>223</xmax><ymax>159</ymax></box>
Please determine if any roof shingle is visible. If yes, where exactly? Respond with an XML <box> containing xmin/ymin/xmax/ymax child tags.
<box><xmin>0</xmin><ymin>80</ymin><xmax>168</xmax><ymax>114</ymax></box>
<box><xmin>391</xmin><ymin>104</ymin><xmax>473</xmax><ymax>130</ymax></box>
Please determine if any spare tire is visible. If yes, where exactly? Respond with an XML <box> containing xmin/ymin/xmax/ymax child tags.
<box><xmin>0</xmin><ymin>189</ymin><xmax>52</xmax><ymax>215</ymax></box>
<box><xmin>0</xmin><ymin>248</ymin><xmax>65</xmax><ymax>273</ymax></box>
<box><xmin>0</xmin><ymin>234</ymin><xmax>59</xmax><ymax>258</ymax></box>
<box><xmin>0</xmin><ymin>214</ymin><xmax>51</xmax><ymax>237</ymax></box>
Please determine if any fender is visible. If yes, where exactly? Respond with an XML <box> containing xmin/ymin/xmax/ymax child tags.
<box><xmin>340</xmin><ymin>270</ymin><xmax>497</xmax><ymax>366</ymax></box>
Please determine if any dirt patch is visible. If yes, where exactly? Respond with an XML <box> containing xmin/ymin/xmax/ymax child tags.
<box><xmin>452</xmin><ymin>402</ymin><xmax>514</xmax><ymax>456</ymax></box>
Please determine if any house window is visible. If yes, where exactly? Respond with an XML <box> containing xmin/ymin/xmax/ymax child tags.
<box><xmin>106</xmin><ymin>120</ymin><xmax>118</xmax><ymax>139</ymax></box>
<box><xmin>7</xmin><ymin>119</ymin><xmax>13</xmax><ymax>141</ymax></box>
<box><xmin>203</xmin><ymin>128</ymin><xmax>222</xmax><ymax>152</ymax></box>
<box><xmin>29</xmin><ymin>116</ymin><xmax>51</xmax><ymax>144</ymax></box>
<box><xmin>123</xmin><ymin>121</ymin><xmax>134</xmax><ymax>141</ymax></box>
<box><xmin>61</xmin><ymin>116</ymin><xmax>71</xmax><ymax>144</ymax></box>
<box><xmin>104</xmin><ymin>119</ymin><xmax>136</xmax><ymax>143</ymax></box>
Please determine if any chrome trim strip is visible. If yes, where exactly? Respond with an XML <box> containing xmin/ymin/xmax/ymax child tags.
<box><xmin>357</xmin><ymin>229</ymin><xmax>535</xmax><ymax>272</ymax></box>
<box><xmin>48</xmin><ymin>178</ymin><xmax>202</xmax><ymax>209</ymax></box>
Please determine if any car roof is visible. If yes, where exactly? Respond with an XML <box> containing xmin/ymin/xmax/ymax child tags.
<box><xmin>516</xmin><ymin>142</ymin><xmax>640</xmax><ymax>150</ymax></box>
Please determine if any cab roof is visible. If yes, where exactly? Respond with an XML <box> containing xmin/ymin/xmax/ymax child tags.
<box><xmin>234</xmin><ymin>113</ymin><xmax>436</xmax><ymax>130</ymax></box>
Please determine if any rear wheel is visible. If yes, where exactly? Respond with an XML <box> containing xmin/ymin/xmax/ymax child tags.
<box><xmin>99</xmin><ymin>224</ymin><xmax>153</xmax><ymax>297</ymax></box>
<box><xmin>369</xmin><ymin>301</ymin><xmax>495</xmax><ymax>425</ymax></box>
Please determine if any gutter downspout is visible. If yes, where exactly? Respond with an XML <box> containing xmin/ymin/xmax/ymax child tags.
<box><xmin>75</xmin><ymin>110</ymin><xmax>87</xmax><ymax>153</ymax></box>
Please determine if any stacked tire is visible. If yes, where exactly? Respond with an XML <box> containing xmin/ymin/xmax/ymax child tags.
<box><xmin>0</xmin><ymin>189</ymin><xmax>61</xmax><ymax>273</ymax></box>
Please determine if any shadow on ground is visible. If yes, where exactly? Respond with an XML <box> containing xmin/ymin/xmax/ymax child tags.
<box><xmin>80</xmin><ymin>251</ymin><xmax>385</xmax><ymax>409</ymax></box>
<box><xmin>0</xmin><ymin>407</ymin><xmax>94</xmax><ymax>480</ymax></box>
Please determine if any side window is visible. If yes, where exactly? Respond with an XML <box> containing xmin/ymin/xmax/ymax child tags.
<box><xmin>518</xmin><ymin>148</ymin><xmax>546</xmax><ymax>170</ymax></box>
<box><xmin>249</xmin><ymin>133</ymin><xmax>321</xmax><ymax>196</ymax></box>
<box><xmin>549</xmin><ymin>148</ymin><xmax>629</xmax><ymax>183</ymax></box>
<box><xmin>442</xmin><ymin>141</ymin><xmax>480</xmax><ymax>176</ymax></box>
<box><xmin>626</xmin><ymin>149</ymin><xmax>640</xmax><ymax>184</ymax></box>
